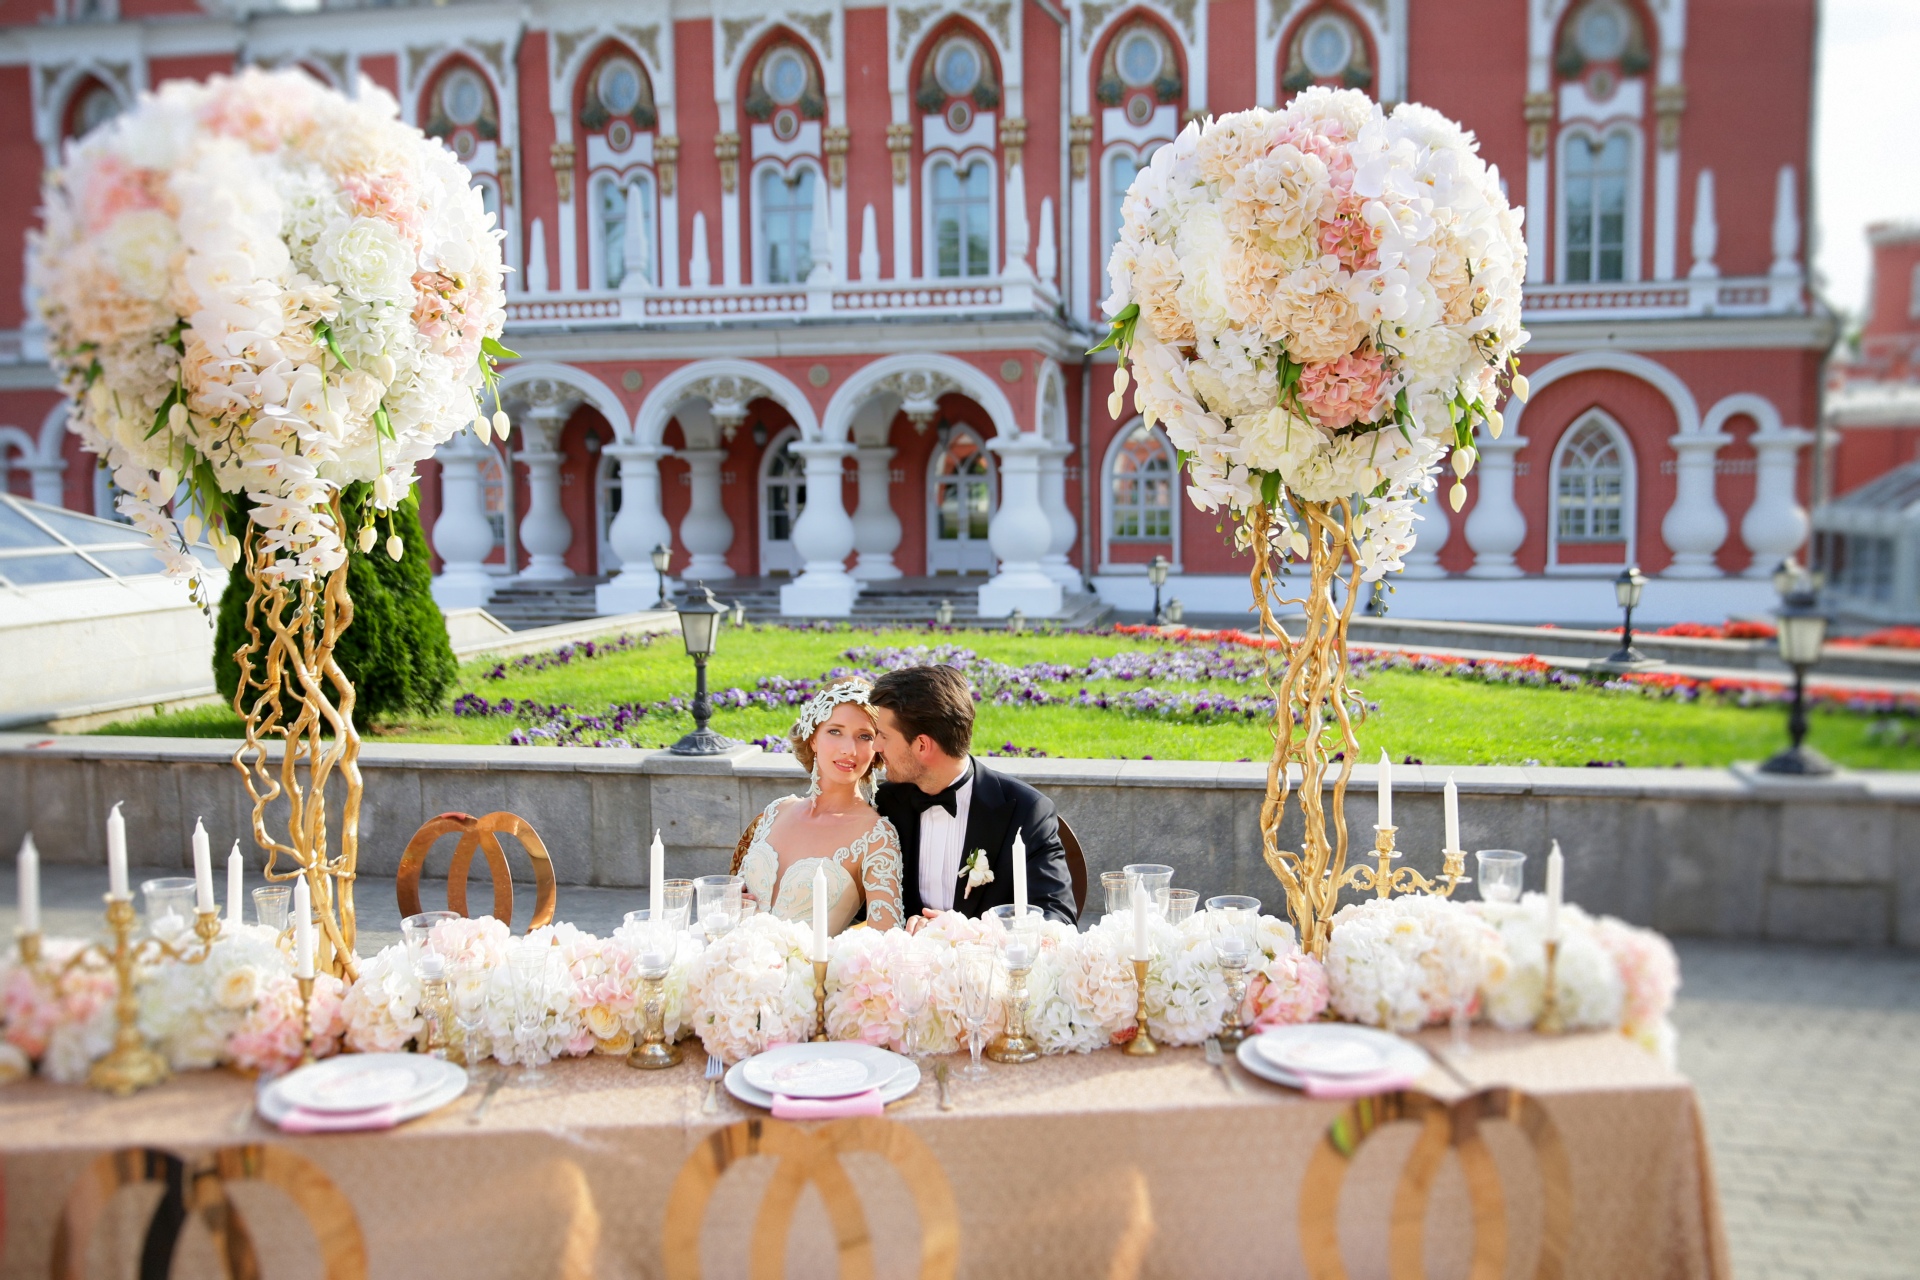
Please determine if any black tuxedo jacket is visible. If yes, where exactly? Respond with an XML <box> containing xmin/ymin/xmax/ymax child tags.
<box><xmin>876</xmin><ymin>758</ymin><xmax>1078</xmax><ymax>926</ymax></box>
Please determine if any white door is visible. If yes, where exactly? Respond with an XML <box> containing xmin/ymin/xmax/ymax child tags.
<box><xmin>759</xmin><ymin>427</ymin><xmax>805</xmax><ymax>576</ymax></box>
<box><xmin>926</xmin><ymin>426</ymin><xmax>996</xmax><ymax>575</ymax></box>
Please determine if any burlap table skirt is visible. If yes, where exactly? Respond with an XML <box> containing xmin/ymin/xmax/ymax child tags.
<box><xmin>0</xmin><ymin>1028</ymin><xmax>1728</xmax><ymax>1280</ymax></box>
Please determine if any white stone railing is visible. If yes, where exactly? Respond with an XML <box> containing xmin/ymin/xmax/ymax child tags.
<box><xmin>1522</xmin><ymin>274</ymin><xmax>1805</xmax><ymax>321</ymax></box>
<box><xmin>501</xmin><ymin>274</ymin><xmax>1055</xmax><ymax>332</ymax></box>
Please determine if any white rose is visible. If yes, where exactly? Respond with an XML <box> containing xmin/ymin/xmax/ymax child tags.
<box><xmin>313</xmin><ymin>217</ymin><xmax>417</xmax><ymax>305</ymax></box>
<box><xmin>216</xmin><ymin>965</ymin><xmax>263</xmax><ymax>1011</ymax></box>
<box><xmin>103</xmin><ymin>211</ymin><xmax>180</xmax><ymax>303</ymax></box>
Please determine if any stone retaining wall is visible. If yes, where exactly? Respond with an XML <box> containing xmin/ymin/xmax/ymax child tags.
<box><xmin>3</xmin><ymin>734</ymin><xmax>1914</xmax><ymax>948</ymax></box>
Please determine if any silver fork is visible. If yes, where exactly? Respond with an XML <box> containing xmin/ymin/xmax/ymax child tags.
<box><xmin>1204</xmin><ymin>1037</ymin><xmax>1246</xmax><ymax>1095</ymax></box>
<box><xmin>701</xmin><ymin>1053</ymin><xmax>725</xmax><ymax>1115</ymax></box>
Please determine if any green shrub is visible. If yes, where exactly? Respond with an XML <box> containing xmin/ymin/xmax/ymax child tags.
<box><xmin>213</xmin><ymin>486</ymin><xmax>456</xmax><ymax>729</ymax></box>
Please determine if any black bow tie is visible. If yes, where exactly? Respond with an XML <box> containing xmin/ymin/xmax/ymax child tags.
<box><xmin>897</xmin><ymin>767</ymin><xmax>969</xmax><ymax>819</ymax></box>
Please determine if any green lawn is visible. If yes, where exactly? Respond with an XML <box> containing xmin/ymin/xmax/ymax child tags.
<box><xmin>95</xmin><ymin>624</ymin><xmax>1920</xmax><ymax>770</ymax></box>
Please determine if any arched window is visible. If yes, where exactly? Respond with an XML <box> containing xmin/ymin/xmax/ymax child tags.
<box><xmin>756</xmin><ymin>165</ymin><xmax>817</xmax><ymax>284</ymax></box>
<box><xmin>596</xmin><ymin>173</ymin><xmax>657</xmax><ymax>289</ymax></box>
<box><xmin>1561</xmin><ymin>130</ymin><xmax>1633</xmax><ymax>282</ymax></box>
<box><xmin>1553</xmin><ymin>414</ymin><xmax>1631</xmax><ymax>551</ymax></box>
<box><xmin>1281</xmin><ymin>8</ymin><xmax>1373</xmax><ymax>94</ymax></box>
<box><xmin>929</xmin><ymin>158</ymin><xmax>992</xmax><ymax>279</ymax></box>
<box><xmin>64</xmin><ymin>79</ymin><xmax>120</xmax><ymax>141</ymax></box>
<box><xmin>1109</xmin><ymin>422</ymin><xmax>1175</xmax><ymax>540</ymax></box>
<box><xmin>759</xmin><ymin>426</ymin><xmax>806</xmax><ymax>575</ymax></box>
<box><xmin>927</xmin><ymin>424</ymin><xmax>996</xmax><ymax>574</ymax></box>
<box><xmin>478</xmin><ymin>451</ymin><xmax>507</xmax><ymax>550</ymax></box>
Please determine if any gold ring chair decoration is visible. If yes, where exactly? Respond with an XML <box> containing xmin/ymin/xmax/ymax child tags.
<box><xmin>397</xmin><ymin>811</ymin><xmax>558</xmax><ymax>929</ymax></box>
<box><xmin>52</xmin><ymin>1144</ymin><xmax>366</xmax><ymax>1280</ymax></box>
<box><xmin>1299</xmin><ymin>1087</ymin><xmax>1572</xmax><ymax>1280</ymax></box>
<box><xmin>664</xmin><ymin>1117</ymin><xmax>959</xmax><ymax>1280</ymax></box>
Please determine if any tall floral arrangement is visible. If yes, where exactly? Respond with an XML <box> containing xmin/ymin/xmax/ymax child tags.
<box><xmin>1096</xmin><ymin>88</ymin><xmax>1529</xmax><ymax>954</ymax></box>
<box><xmin>31</xmin><ymin>68</ymin><xmax>514</xmax><ymax>978</ymax></box>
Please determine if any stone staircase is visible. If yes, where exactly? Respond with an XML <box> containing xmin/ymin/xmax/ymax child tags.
<box><xmin>482</xmin><ymin>578</ymin><xmax>607</xmax><ymax>630</ymax></box>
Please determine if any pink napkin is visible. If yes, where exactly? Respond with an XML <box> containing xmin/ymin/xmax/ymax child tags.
<box><xmin>271</xmin><ymin>1103</ymin><xmax>406</xmax><ymax>1133</ymax></box>
<box><xmin>1298</xmin><ymin>1069</ymin><xmax>1422</xmax><ymax>1100</ymax></box>
<box><xmin>770</xmin><ymin>1090</ymin><xmax>885</xmax><ymax>1120</ymax></box>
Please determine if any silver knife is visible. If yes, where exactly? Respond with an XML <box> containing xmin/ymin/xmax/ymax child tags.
<box><xmin>467</xmin><ymin>1069</ymin><xmax>506</xmax><ymax>1126</ymax></box>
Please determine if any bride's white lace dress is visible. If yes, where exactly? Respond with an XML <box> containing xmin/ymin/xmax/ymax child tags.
<box><xmin>738</xmin><ymin>796</ymin><xmax>905</xmax><ymax>933</ymax></box>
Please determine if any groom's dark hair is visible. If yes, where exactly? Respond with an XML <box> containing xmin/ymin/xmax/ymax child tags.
<box><xmin>870</xmin><ymin>664</ymin><xmax>974</xmax><ymax>758</ymax></box>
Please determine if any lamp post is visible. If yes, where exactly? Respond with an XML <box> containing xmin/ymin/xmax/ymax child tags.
<box><xmin>1605</xmin><ymin>565</ymin><xmax>1649</xmax><ymax>665</ymax></box>
<box><xmin>649</xmin><ymin>543</ymin><xmax>672</xmax><ymax>611</ymax></box>
<box><xmin>1146</xmin><ymin>555</ymin><xmax>1170</xmax><ymax>625</ymax></box>
<box><xmin>1760</xmin><ymin>562</ymin><xmax>1834</xmax><ymax>776</ymax></box>
<box><xmin>669</xmin><ymin>584</ymin><xmax>738</xmax><ymax>756</ymax></box>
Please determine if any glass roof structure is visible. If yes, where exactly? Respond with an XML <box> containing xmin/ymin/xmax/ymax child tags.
<box><xmin>0</xmin><ymin>495</ymin><xmax>217</xmax><ymax>589</ymax></box>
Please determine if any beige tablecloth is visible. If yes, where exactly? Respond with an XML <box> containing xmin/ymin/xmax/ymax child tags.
<box><xmin>0</xmin><ymin>1029</ymin><xmax>1728</xmax><ymax>1280</ymax></box>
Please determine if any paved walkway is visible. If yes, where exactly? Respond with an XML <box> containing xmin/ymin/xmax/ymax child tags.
<box><xmin>4</xmin><ymin>865</ymin><xmax>1917</xmax><ymax>1278</ymax></box>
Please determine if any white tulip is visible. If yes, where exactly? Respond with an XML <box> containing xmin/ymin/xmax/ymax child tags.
<box><xmin>357</xmin><ymin>525</ymin><xmax>377</xmax><ymax>553</ymax></box>
<box><xmin>492</xmin><ymin>410</ymin><xmax>511</xmax><ymax>441</ymax></box>
<box><xmin>386</xmin><ymin>534</ymin><xmax>404</xmax><ymax>561</ymax></box>
<box><xmin>1511</xmin><ymin>374</ymin><xmax>1531</xmax><ymax>403</ymax></box>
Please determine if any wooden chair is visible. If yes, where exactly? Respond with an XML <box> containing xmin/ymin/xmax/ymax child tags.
<box><xmin>397</xmin><ymin>811</ymin><xmax>557</xmax><ymax>930</ymax></box>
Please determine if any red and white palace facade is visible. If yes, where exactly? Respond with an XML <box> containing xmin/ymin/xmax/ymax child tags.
<box><xmin>0</xmin><ymin>0</ymin><xmax>1834</xmax><ymax>624</ymax></box>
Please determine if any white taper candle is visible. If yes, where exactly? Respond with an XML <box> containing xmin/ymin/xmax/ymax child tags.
<box><xmin>1545</xmin><ymin>839</ymin><xmax>1564</xmax><ymax>942</ymax></box>
<box><xmin>192</xmin><ymin>818</ymin><xmax>214</xmax><ymax>914</ymax></box>
<box><xmin>1012</xmin><ymin>830</ymin><xmax>1028</xmax><ymax>918</ymax></box>
<box><xmin>1444</xmin><ymin>774</ymin><xmax>1460</xmax><ymax>852</ymax></box>
<box><xmin>812</xmin><ymin>865</ymin><xmax>829</xmax><ymax>963</ymax></box>
<box><xmin>1132</xmin><ymin>879</ymin><xmax>1149</xmax><ymax>962</ymax></box>
<box><xmin>1377</xmin><ymin>749</ymin><xmax>1393</xmax><ymax>829</ymax></box>
<box><xmin>649</xmin><ymin>829</ymin><xmax>664</xmax><ymax>918</ymax></box>
<box><xmin>226</xmin><ymin>843</ymin><xmax>244</xmax><ymax>926</ymax></box>
<box><xmin>18</xmin><ymin>834</ymin><xmax>40</xmax><ymax>935</ymax></box>
<box><xmin>294</xmin><ymin>876</ymin><xmax>314</xmax><ymax>979</ymax></box>
<box><xmin>106</xmin><ymin>802</ymin><xmax>128</xmax><ymax>899</ymax></box>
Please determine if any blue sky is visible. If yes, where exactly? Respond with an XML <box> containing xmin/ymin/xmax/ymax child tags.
<box><xmin>1814</xmin><ymin>0</ymin><xmax>1920</xmax><ymax>318</ymax></box>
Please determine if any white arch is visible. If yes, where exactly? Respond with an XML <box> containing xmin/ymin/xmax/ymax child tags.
<box><xmin>0</xmin><ymin>425</ymin><xmax>33</xmax><ymax>462</ymax></box>
<box><xmin>1701</xmin><ymin>392</ymin><xmax>1784</xmax><ymax>438</ymax></box>
<box><xmin>1546</xmin><ymin>407</ymin><xmax>1637</xmax><ymax>570</ymax></box>
<box><xmin>1256</xmin><ymin>0</ymin><xmax>1403</xmax><ymax>110</ymax></box>
<box><xmin>1505</xmin><ymin>349</ymin><xmax>1703</xmax><ymax>439</ymax></box>
<box><xmin>407</xmin><ymin>48</ymin><xmax>509</xmax><ymax>130</ymax></box>
<box><xmin>1033</xmin><ymin>360</ymin><xmax>1069</xmax><ymax>444</ymax></box>
<box><xmin>718</xmin><ymin>18</ymin><xmax>837</xmax><ymax>107</ymax></box>
<box><xmin>1075</xmin><ymin>1</ymin><xmax>1207</xmax><ymax>115</ymax></box>
<box><xmin>37</xmin><ymin>403</ymin><xmax>70</xmax><ymax>463</ymax></box>
<box><xmin>493</xmin><ymin>361</ymin><xmax>629</xmax><ymax>438</ymax></box>
<box><xmin>820</xmin><ymin>353</ymin><xmax>1022</xmax><ymax>446</ymax></box>
<box><xmin>632</xmin><ymin>358</ymin><xmax>820</xmax><ymax>447</ymax></box>
<box><xmin>34</xmin><ymin>61</ymin><xmax>136</xmax><ymax>159</ymax></box>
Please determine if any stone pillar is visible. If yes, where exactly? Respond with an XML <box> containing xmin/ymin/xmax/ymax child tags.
<box><xmin>1464</xmin><ymin>433</ymin><xmax>1528</xmax><ymax>578</ymax></box>
<box><xmin>1661</xmin><ymin>432</ymin><xmax>1731</xmax><ymax>578</ymax></box>
<box><xmin>979</xmin><ymin>433</ymin><xmax>1064</xmax><ymax>617</ymax></box>
<box><xmin>513</xmin><ymin>392</ymin><xmax>578</xmax><ymax>581</ymax></box>
<box><xmin>779</xmin><ymin>442</ymin><xmax>860</xmax><ymax>616</ymax></box>
<box><xmin>851</xmin><ymin>445</ymin><xmax>903</xmax><ymax>580</ymax></box>
<box><xmin>430</xmin><ymin>433</ymin><xmax>499</xmax><ymax>610</ymax></box>
<box><xmin>1740</xmin><ymin>425</ymin><xmax>1813</xmax><ymax>577</ymax></box>
<box><xmin>26</xmin><ymin>458</ymin><xmax>65</xmax><ymax>508</ymax></box>
<box><xmin>1400</xmin><ymin>492</ymin><xmax>1450</xmax><ymax>578</ymax></box>
<box><xmin>1038</xmin><ymin>440</ymin><xmax>1080</xmax><ymax>590</ymax></box>
<box><xmin>679</xmin><ymin>448</ymin><xmax>735</xmax><ymax>580</ymax></box>
<box><xmin>595</xmin><ymin>442</ymin><xmax>675</xmax><ymax>614</ymax></box>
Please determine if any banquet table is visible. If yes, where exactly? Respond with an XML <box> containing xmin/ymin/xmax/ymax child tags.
<box><xmin>0</xmin><ymin>1029</ymin><xmax>1728</xmax><ymax>1280</ymax></box>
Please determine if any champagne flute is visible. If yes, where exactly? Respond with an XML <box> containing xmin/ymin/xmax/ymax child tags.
<box><xmin>449</xmin><ymin>960</ymin><xmax>490</xmax><ymax>1068</ymax></box>
<box><xmin>510</xmin><ymin>944</ymin><xmax>552</xmax><ymax>1082</ymax></box>
<box><xmin>895</xmin><ymin>953</ymin><xmax>931</xmax><ymax>1061</ymax></box>
<box><xmin>957</xmin><ymin>944</ymin><xmax>993</xmax><ymax>1081</ymax></box>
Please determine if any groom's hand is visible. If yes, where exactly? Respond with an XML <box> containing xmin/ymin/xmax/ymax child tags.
<box><xmin>906</xmin><ymin>908</ymin><xmax>945</xmax><ymax>935</ymax></box>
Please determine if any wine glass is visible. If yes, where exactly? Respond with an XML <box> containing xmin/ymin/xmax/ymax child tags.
<box><xmin>1206</xmin><ymin>895</ymin><xmax>1260</xmax><ymax>1048</ymax></box>
<box><xmin>448</xmin><ymin>960</ymin><xmax>490</xmax><ymax>1068</ymax></box>
<box><xmin>694</xmin><ymin>875</ymin><xmax>744</xmax><ymax>938</ymax></box>
<box><xmin>509</xmin><ymin>944</ymin><xmax>553</xmax><ymax>1082</ymax></box>
<box><xmin>1165</xmin><ymin>889</ymin><xmax>1199</xmax><ymax>926</ymax></box>
<box><xmin>894</xmin><ymin>953</ymin><xmax>931</xmax><ymax>1061</ymax></box>
<box><xmin>956</xmin><ymin>944</ymin><xmax>994</xmax><ymax>1081</ymax></box>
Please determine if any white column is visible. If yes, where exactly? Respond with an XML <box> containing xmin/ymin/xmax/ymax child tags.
<box><xmin>806</xmin><ymin>175</ymin><xmax>835</xmax><ymax>313</ymax></box>
<box><xmin>891</xmin><ymin>135</ymin><xmax>914</xmax><ymax>281</ymax></box>
<box><xmin>721</xmin><ymin>186</ymin><xmax>742</xmax><ymax>288</ymax></box>
<box><xmin>621</xmin><ymin>183</ymin><xmax>649</xmax><ymax>293</ymax></box>
<box><xmin>1463</xmin><ymin>433</ymin><xmax>1529</xmax><ymax>578</ymax></box>
<box><xmin>1401</xmin><ymin>493</ymin><xmax>1451</xmax><ymax>578</ymax></box>
<box><xmin>514</xmin><ymin>408</ymin><xmax>574</xmax><ymax>581</ymax></box>
<box><xmin>1687</xmin><ymin>169</ymin><xmax>1719</xmax><ymax>311</ymax></box>
<box><xmin>779</xmin><ymin>442</ymin><xmax>860</xmax><ymax>616</ymax></box>
<box><xmin>430</xmin><ymin>434</ymin><xmax>498</xmax><ymax>609</ymax></box>
<box><xmin>1653</xmin><ymin>146</ymin><xmax>1680</xmax><ymax>280</ymax></box>
<box><xmin>678</xmin><ymin>447</ymin><xmax>735</xmax><ymax>580</ymax></box>
<box><xmin>1069</xmin><ymin>157</ymin><xmax>1092</xmax><ymax>318</ymax></box>
<box><xmin>659</xmin><ymin>190</ymin><xmax>680</xmax><ymax>291</ymax></box>
<box><xmin>979</xmin><ymin>434</ymin><xmax>1065</xmax><ymax>617</ymax></box>
<box><xmin>1740</xmin><ymin>425</ymin><xmax>1813</xmax><ymax>577</ymax></box>
<box><xmin>1003</xmin><ymin>161</ymin><xmax>1032</xmax><ymax>281</ymax></box>
<box><xmin>26</xmin><ymin>459</ymin><xmax>65</xmax><ymax>507</ymax></box>
<box><xmin>1038</xmin><ymin>440</ymin><xmax>1079</xmax><ymax>590</ymax></box>
<box><xmin>829</xmin><ymin>182</ymin><xmax>850</xmax><ymax>286</ymax></box>
<box><xmin>556</xmin><ymin>182</ymin><xmax>579</xmax><ymax>291</ymax></box>
<box><xmin>1769</xmin><ymin>165</ymin><xmax>1803</xmax><ymax>311</ymax></box>
<box><xmin>1525</xmin><ymin>155</ymin><xmax>1549</xmax><ymax>284</ymax></box>
<box><xmin>858</xmin><ymin>204</ymin><xmax>880</xmax><ymax>283</ymax></box>
<box><xmin>1660</xmin><ymin>432</ymin><xmax>1732</xmax><ymax>578</ymax></box>
<box><xmin>688</xmin><ymin>212</ymin><xmax>712</xmax><ymax>288</ymax></box>
<box><xmin>850</xmin><ymin>446</ymin><xmax>903</xmax><ymax>580</ymax></box>
<box><xmin>525</xmin><ymin>217</ymin><xmax>549</xmax><ymax>293</ymax></box>
<box><xmin>1035</xmin><ymin>196</ymin><xmax>1058</xmax><ymax>290</ymax></box>
<box><xmin>595</xmin><ymin>442</ymin><xmax>675</xmax><ymax>614</ymax></box>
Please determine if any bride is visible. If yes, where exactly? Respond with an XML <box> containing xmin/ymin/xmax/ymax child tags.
<box><xmin>736</xmin><ymin>679</ymin><xmax>905</xmax><ymax>933</ymax></box>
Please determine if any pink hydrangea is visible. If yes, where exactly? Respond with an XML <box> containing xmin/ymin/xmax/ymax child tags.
<box><xmin>1591</xmin><ymin>916</ymin><xmax>1679</xmax><ymax>1038</ymax></box>
<box><xmin>825</xmin><ymin>930</ymin><xmax>909</xmax><ymax>1049</ymax></box>
<box><xmin>1296</xmin><ymin>349</ymin><xmax>1393</xmax><ymax>430</ymax></box>
<box><xmin>428</xmin><ymin>916</ymin><xmax>511</xmax><ymax>970</ymax></box>
<box><xmin>2</xmin><ymin>944</ymin><xmax>116</xmax><ymax>1061</ymax></box>
<box><xmin>1246</xmin><ymin>949</ymin><xmax>1330</xmax><ymax>1029</ymax></box>
<box><xmin>1317</xmin><ymin>195</ymin><xmax>1381</xmax><ymax>272</ymax></box>
<box><xmin>227</xmin><ymin>972</ymin><xmax>345</xmax><ymax>1076</ymax></box>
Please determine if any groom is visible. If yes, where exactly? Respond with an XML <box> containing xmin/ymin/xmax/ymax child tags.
<box><xmin>869</xmin><ymin>664</ymin><xmax>1078</xmax><ymax>928</ymax></box>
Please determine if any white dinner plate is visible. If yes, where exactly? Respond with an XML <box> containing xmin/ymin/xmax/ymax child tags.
<box><xmin>260</xmin><ymin>1057</ymin><xmax>468</xmax><ymax>1126</ymax></box>
<box><xmin>726</xmin><ymin>1056</ymin><xmax>920</xmax><ymax>1111</ymax></box>
<box><xmin>1255</xmin><ymin>1024</ymin><xmax>1430</xmax><ymax>1080</ymax></box>
<box><xmin>1238</xmin><ymin>1027</ymin><xmax>1430</xmax><ymax>1090</ymax></box>
<box><xmin>741</xmin><ymin>1042</ymin><xmax>907</xmax><ymax>1099</ymax></box>
<box><xmin>272</xmin><ymin>1053</ymin><xmax>463</xmax><ymax>1114</ymax></box>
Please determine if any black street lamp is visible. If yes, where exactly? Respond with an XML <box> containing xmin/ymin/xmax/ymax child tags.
<box><xmin>1760</xmin><ymin>565</ymin><xmax>1834</xmax><ymax>776</ymax></box>
<box><xmin>1605</xmin><ymin>565</ymin><xmax>1649</xmax><ymax>665</ymax></box>
<box><xmin>669</xmin><ymin>583</ymin><xmax>738</xmax><ymax>756</ymax></box>
<box><xmin>1147</xmin><ymin>555</ymin><xmax>1170</xmax><ymax>625</ymax></box>
<box><xmin>649</xmin><ymin>543</ymin><xmax>672</xmax><ymax>610</ymax></box>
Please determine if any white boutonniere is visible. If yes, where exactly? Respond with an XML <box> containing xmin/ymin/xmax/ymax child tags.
<box><xmin>961</xmin><ymin>848</ymin><xmax>995</xmax><ymax>898</ymax></box>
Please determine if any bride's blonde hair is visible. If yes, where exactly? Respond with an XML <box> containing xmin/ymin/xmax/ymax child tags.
<box><xmin>788</xmin><ymin>678</ymin><xmax>882</xmax><ymax>780</ymax></box>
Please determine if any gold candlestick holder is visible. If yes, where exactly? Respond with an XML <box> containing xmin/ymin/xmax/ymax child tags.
<box><xmin>627</xmin><ymin>970</ymin><xmax>681</xmax><ymax>1069</ymax></box>
<box><xmin>16</xmin><ymin>929</ymin><xmax>43</xmax><ymax>968</ymax></box>
<box><xmin>1336</xmin><ymin>826</ymin><xmax>1470</xmax><ymax>901</ymax></box>
<box><xmin>61</xmin><ymin>897</ymin><xmax>222</xmax><ymax>1096</ymax></box>
<box><xmin>986</xmin><ymin>941</ymin><xmax>1040</xmax><ymax>1063</ymax></box>
<box><xmin>811</xmin><ymin>959</ymin><xmax>830</xmax><ymax>1042</ymax></box>
<box><xmin>1122</xmin><ymin>957</ymin><xmax>1159</xmax><ymax>1056</ymax></box>
<box><xmin>1216</xmin><ymin>953</ymin><xmax>1251</xmax><ymax>1051</ymax></box>
<box><xmin>1536</xmin><ymin>937</ymin><xmax>1565</xmax><ymax>1035</ymax></box>
<box><xmin>296</xmin><ymin>975</ymin><xmax>317</xmax><ymax>1065</ymax></box>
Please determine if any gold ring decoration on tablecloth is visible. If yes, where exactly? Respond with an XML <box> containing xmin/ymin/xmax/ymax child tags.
<box><xmin>1298</xmin><ymin>1087</ymin><xmax>1572</xmax><ymax>1280</ymax></box>
<box><xmin>663</xmin><ymin>1117</ymin><xmax>959</xmax><ymax>1280</ymax></box>
<box><xmin>397</xmin><ymin>811</ymin><xmax>558</xmax><ymax>929</ymax></box>
<box><xmin>51</xmin><ymin>1144</ymin><xmax>367</xmax><ymax>1280</ymax></box>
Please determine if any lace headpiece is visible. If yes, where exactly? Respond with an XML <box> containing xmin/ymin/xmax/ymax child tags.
<box><xmin>792</xmin><ymin>680</ymin><xmax>875</xmax><ymax>741</ymax></box>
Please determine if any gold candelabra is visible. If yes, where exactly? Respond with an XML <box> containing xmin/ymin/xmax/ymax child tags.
<box><xmin>1335</xmin><ymin>826</ymin><xmax>1470</xmax><ymax>901</ymax></box>
<box><xmin>1122</xmin><ymin>958</ymin><xmax>1159</xmax><ymax>1057</ymax></box>
<box><xmin>51</xmin><ymin>896</ymin><xmax>222</xmax><ymax>1096</ymax></box>
<box><xmin>1536</xmin><ymin>938</ymin><xmax>1565</xmax><ymax>1035</ymax></box>
<box><xmin>810</xmin><ymin>959</ymin><xmax>830</xmax><ymax>1043</ymax></box>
